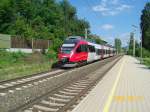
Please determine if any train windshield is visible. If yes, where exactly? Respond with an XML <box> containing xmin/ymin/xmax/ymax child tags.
<box><xmin>61</xmin><ymin>47</ymin><xmax>74</xmax><ymax>54</ymax></box>
<box><xmin>61</xmin><ymin>43</ymin><xmax>75</xmax><ymax>54</ymax></box>
<box><xmin>61</xmin><ymin>38</ymin><xmax>78</xmax><ymax>54</ymax></box>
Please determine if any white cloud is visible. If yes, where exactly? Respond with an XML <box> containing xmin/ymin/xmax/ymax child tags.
<box><xmin>116</xmin><ymin>4</ymin><xmax>132</xmax><ymax>11</ymax></box>
<box><xmin>101</xmin><ymin>11</ymin><xmax>119</xmax><ymax>16</ymax></box>
<box><xmin>101</xmin><ymin>24</ymin><xmax>114</xmax><ymax>30</ymax></box>
<box><xmin>92</xmin><ymin>0</ymin><xmax>132</xmax><ymax>16</ymax></box>
<box><xmin>93</xmin><ymin>5</ymin><xmax>109</xmax><ymax>12</ymax></box>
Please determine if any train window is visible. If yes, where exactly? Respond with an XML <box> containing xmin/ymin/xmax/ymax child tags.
<box><xmin>113</xmin><ymin>50</ymin><xmax>116</xmax><ymax>53</ymax></box>
<box><xmin>107</xmin><ymin>50</ymin><xmax>109</xmax><ymax>54</ymax></box>
<box><xmin>82</xmin><ymin>44</ymin><xmax>88</xmax><ymax>52</ymax></box>
<box><xmin>100</xmin><ymin>49</ymin><xmax>103</xmax><ymax>54</ymax></box>
<box><xmin>96</xmin><ymin>49</ymin><xmax>101</xmax><ymax>55</ymax></box>
<box><xmin>76</xmin><ymin>44</ymin><xmax>88</xmax><ymax>53</ymax></box>
<box><xmin>61</xmin><ymin>47</ymin><xmax>74</xmax><ymax>54</ymax></box>
<box><xmin>96</xmin><ymin>49</ymin><xmax>98</xmax><ymax>55</ymax></box>
<box><xmin>88</xmin><ymin>45</ymin><xmax>95</xmax><ymax>52</ymax></box>
<box><xmin>64</xmin><ymin>39</ymin><xmax>79</xmax><ymax>44</ymax></box>
<box><xmin>104</xmin><ymin>50</ymin><xmax>106</xmax><ymax>54</ymax></box>
<box><xmin>76</xmin><ymin>46</ymin><xmax>82</xmax><ymax>53</ymax></box>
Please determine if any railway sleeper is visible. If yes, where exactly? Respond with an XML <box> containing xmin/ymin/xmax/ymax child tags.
<box><xmin>33</xmin><ymin>104</ymin><xmax>59</xmax><ymax>112</ymax></box>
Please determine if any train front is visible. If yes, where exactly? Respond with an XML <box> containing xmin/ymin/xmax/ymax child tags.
<box><xmin>58</xmin><ymin>39</ymin><xmax>77</xmax><ymax>67</ymax></box>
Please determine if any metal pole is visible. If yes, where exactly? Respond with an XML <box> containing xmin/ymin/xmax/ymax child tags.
<box><xmin>85</xmin><ymin>28</ymin><xmax>87</xmax><ymax>39</ymax></box>
<box><xmin>132</xmin><ymin>25</ymin><xmax>137</xmax><ymax>57</ymax></box>
<box><xmin>133</xmin><ymin>37</ymin><xmax>135</xmax><ymax>57</ymax></box>
<box><xmin>132</xmin><ymin>24</ymin><xmax>143</xmax><ymax>61</ymax></box>
<box><xmin>140</xmin><ymin>31</ymin><xmax>143</xmax><ymax>63</ymax></box>
<box><xmin>32</xmin><ymin>38</ymin><xmax>34</xmax><ymax>53</ymax></box>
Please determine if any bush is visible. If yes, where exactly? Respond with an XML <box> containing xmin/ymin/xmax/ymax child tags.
<box><xmin>11</xmin><ymin>51</ymin><xmax>26</xmax><ymax>62</ymax></box>
<box><xmin>142</xmin><ymin>48</ymin><xmax>150</xmax><ymax>58</ymax></box>
<box><xmin>0</xmin><ymin>50</ymin><xmax>27</xmax><ymax>68</ymax></box>
<box><xmin>143</xmin><ymin>58</ymin><xmax>150</xmax><ymax>67</ymax></box>
<box><xmin>52</xmin><ymin>38</ymin><xmax>63</xmax><ymax>52</ymax></box>
<box><xmin>46</xmin><ymin>47</ymin><xmax>57</xmax><ymax>61</ymax></box>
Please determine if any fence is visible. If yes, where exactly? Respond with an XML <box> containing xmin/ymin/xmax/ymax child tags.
<box><xmin>11</xmin><ymin>36</ymin><xmax>51</xmax><ymax>49</ymax></box>
<box><xmin>0</xmin><ymin>34</ymin><xmax>52</xmax><ymax>49</ymax></box>
<box><xmin>0</xmin><ymin>34</ymin><xmax>11</xmax><ymax>48</ymax></box>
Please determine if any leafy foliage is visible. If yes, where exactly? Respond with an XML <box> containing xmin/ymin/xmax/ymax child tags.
<box><xmin>127</xmin><ymin>32</ymin><xmax>141</xmax><ymax>57</ymax></box>
<box><xmin>142</xmin><ymin>48</ymin><xmax>150</xmax><ymax>58</ymax></box>
<box><xmin>114</xmin><ymin>38</ymin><xmax>122</xmax><ymax>54</ymax></box>
<box><xmin>0</xmin><ymin>0</ymin><xmax>90</xmax><ymax>51</ymax></box>
<box><xmin>88</xmin><ymin>34</ymin><xmax>107</xmax><ymax>45</ymax></box>
<box><xmin>141</xmin><ymin>2</ymin><xmax>150</xmax><ymax>51</ymax></box>
<box><xmin>0</xmin><ymin>49</ymin><xmax>27</xmax><ymax>67</ymax></box>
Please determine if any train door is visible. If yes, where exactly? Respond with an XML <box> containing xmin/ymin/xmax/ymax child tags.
<box><xmin>87</xmin><ymin>45</ymin><xmax>96</xmax><ymax>62</ymax></box>
<box><xmin>101</xmin><ymin>45</ymin><xmax>104</xmax><ymax>59</ymax></box>
<box><xmin>75</xmin><ymin>44</ymin><xmax>88</xmax><ymax>63</ymax></box>
<box><xmin>109</xmin><ymin>47</ymin><xmax>111</xmax><ymax>57</ymax></box>
<box><xmin>103</xmin><ymin>46</ymin><xmax>107</xmax><ymax>58</ymax></box>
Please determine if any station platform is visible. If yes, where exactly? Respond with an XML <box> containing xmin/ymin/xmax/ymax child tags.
<box><xmin>71</xmin><ymin>55</ymin><xmax>150</xmax><ymax>112</ymax></box>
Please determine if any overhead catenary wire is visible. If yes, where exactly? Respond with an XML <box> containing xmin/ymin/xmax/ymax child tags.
<box><xmin>81</xmin><ymin>0</ymin><xmax>106</xmax><ymax>39</ymax></box>
<box><xmin>82</xmin><ymin>0</ymin><xmax>101</xmax><ymax>21</ymax></box>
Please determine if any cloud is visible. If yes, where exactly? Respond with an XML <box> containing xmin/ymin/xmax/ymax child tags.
<box><xmin>93</xmin><ymin>5</ymin><xmax>109</xmax><ymax>12</ymax></box>
<box><xmin>101</xmin><ymin>24</ymin><xmax>114</xmax><ymax>30</ymax></box>
<box><xmin>101</xmin><ymin>11</ymin><xmax>119</xmax><ymax>16</ymax></box>
<box><xmin>92</xmin><ymin>0</ymin><xmax>132</xmax><ymax>16</ymax></box>
<box><xmin>116</xmin><ymin>4</ymin><xmax>132</xmax><ymax>11</ymax></box>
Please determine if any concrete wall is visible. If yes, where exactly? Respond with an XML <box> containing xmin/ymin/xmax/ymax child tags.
<box><xmin>6</xmin><ymin>48</ymin><xmax>48</xmax><ymax>53</ymax></box>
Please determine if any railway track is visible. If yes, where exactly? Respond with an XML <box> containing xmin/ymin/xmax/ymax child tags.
<box><xmin>0</xmin><ymin>69</ymin><xmax>66</xmax><ymax>93</ymax></box>
<box><xmin>8</xmin><ymin>56</ymin><xmax>122</xmax><ymax>112</ymax></box>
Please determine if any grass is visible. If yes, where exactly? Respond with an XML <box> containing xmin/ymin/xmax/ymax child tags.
<box><xmin>0</xmin><ymin>50</ymin><xmax>57</xmax><ymax>81</ymax></box>
<box><xmin>0</xmin><ymin>62</ymin><xmax>52</xmax><ymax>81</ymax></box>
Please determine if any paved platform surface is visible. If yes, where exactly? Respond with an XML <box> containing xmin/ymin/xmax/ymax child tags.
<box><xmin>71</xmin><ymin>55</ymin><xmax>150</xmax><ymax>112</ymax></box>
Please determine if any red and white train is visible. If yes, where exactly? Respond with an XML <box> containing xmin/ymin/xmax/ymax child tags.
<box><xmin>58</xmin><ymin>36</ymin><xmax>116</xmax><ymax>67</ymax></box>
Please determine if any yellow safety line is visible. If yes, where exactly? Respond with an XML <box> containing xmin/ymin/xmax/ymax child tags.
<box><xmin>103</xmin><ymin>57</ymin><xmax>125</xmax><ymax>112</ymax></box>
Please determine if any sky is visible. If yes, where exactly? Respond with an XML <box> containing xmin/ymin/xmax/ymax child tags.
<box><xmin>69</xmin><ymin>0</ymin><xmax>149</xmax><ymax>46</ymax></box>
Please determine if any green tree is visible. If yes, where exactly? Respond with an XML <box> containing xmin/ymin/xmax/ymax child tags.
<box><xmin>114</xmin><ymin>38</ymin><xmax>122</xmax><ymax>54</ymax></box>
<box><xmin>0</xmin><ymin>0</ymin><xmax>15</xmax><ymax>33</ymax></box>
<box><xmin>141</xmin><ymin>2</ymin><xmax>150</xmax><ymax>51</ymax></box>
<box><xmin>0</xmin><ymin>0</ymin><xmax>91</xmax><ymax>52</ymax></box>
<box><xmin>127</xmin><ymin>32</ymin><xmax>141</xmax><ymax>57</ymax></box>
<box><xmin>128</xmin><ymin>32</ymin><xmax>134</xmax><ymax>55</ymax></box>
<box><xmin>88</xmin><ymin>34</ymin><xmax>107</xmax><ymax>45</ymax></box>
<box><xmin>135</xmin><ymin>40</ymin><xmax>140</xmax><ymax>57</ymax></box>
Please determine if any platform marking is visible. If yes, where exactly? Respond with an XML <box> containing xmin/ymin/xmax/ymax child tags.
<box><xmin>114</xmin><ymin>96</ymin><xmax>144</xmax><ymax>102</ymax></box>
<box><xmin>103</xmin><ymin>58</ymin><xmax>125</xmax><ymax>112</ymax></box>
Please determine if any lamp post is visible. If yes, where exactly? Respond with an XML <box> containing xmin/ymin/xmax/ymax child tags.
<box><xmin>85</xmin><ymin>28</ymin><xmax>88</xmax><ymax>39</ymax></box>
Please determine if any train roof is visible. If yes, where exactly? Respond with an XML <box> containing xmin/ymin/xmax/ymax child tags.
<box><xmin>65</xmin><ymin>36</ymin><xmax>115</xmax><ymax>49</ymax></box>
